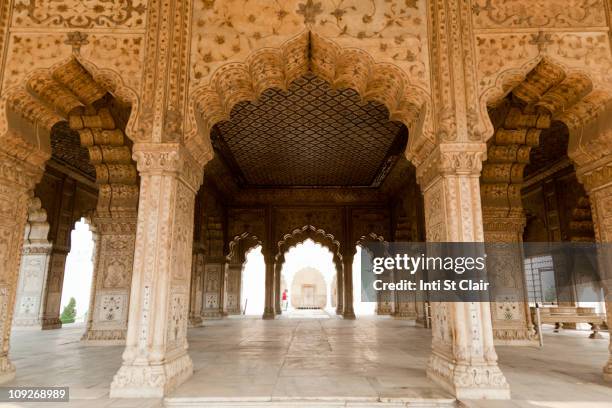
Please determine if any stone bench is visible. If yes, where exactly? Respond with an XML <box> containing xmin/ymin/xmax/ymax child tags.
<box><xmin>530</xmin><ymin>306</ymin><xmax>607</xmax><ymax>339</ymax></box>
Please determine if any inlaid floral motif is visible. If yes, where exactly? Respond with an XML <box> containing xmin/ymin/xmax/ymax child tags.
<box><xmin>12</xmin><ymin>0</ymin><xmax>147</xmax><ymax>29</ymax></box>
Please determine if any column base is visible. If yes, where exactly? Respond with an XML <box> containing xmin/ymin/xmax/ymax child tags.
<box><xmin>81</xmin><ymin>329</ymin><xmax>126</xmax><ymax>345</ymax></box>
<box><xmin>604</xmin><ymin>358</ymin><xmax>612</xmax><ymax>382</ymax></box>
<box><xmin>202</xmin><ymin>310</ymin><xmax>223</xmax><ymax>320</ymax></box>
<box><xmin>427</xmin><ymin>354</ymin><xmax>510</xmax><ymax>400</ymax></box>
<box><xmin>493</xmin><ymin>328</ymin><xmax>538</xmax><ymax>346</ymax></box>
<box><xmin>393</xmin><ymin>312</ymin><xmax>418</xmax><ymax>321</ymax></box>
<box><xmin>41</xmin><ymin>318</ymin><xmax>62</xmax><ymax>330</ymax></box>
<box><xmin>188</xmin><ymin>316</ymin><xmax>203</xmax><ymax>327</ymax></box>
<box><xmin>262</xmin><ymin>311</ymin><xmax>275</xmax><ymax>320</ymax></box>
<box><xmin>342</xmin><ymin>311</ymin><xmax>356</xmax><ymax>320</ymax></box>
<box><xmin>335</xmin><ymin>305</ymin><xmax>343</xmax><ymax>315</ymax></box>
<box><xmin>109</xmin><ymin>353</ymin><xmax>193</xmax><ymax>398</ymax></box>
<box><xmin>12</xmin><ymin>318</ymin><xmax>42</xmax><ymax>328</ymax></box>
<box><xmin>0</xmin><ymin>357</ymin><xmax>15</xmax><ymax>384</ymax></box>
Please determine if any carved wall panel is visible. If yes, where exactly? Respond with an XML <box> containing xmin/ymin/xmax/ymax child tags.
<box><xmin>189</xmin><ymin>0</ymin><xmax>430</xmax><ymax>90</ymax></box>
<box><xmin>474</xmin><ymin>1</ymin><xmax>612</xmax><ymax>119</ymax></box>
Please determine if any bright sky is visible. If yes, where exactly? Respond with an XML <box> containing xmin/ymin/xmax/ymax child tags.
<box><xmin>60</xmin><ymin>219</ymin><xmax>94</xmax><ymax>322</ymax></box>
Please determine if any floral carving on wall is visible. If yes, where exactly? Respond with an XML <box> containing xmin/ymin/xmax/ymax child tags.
<box><xmin>12</xmin><ymin>0</ymin><xmax>147</xmax><ymax>29</ymax></box>
<box><xmin>476</xmin><ymin>32</ymin><xmax>612</xmax><ymax>106</ymax></box>
<box><xmin>190</xmin><ymin>0</ymin><xmax>429</xmax><ymax>89</ymax></box>
<box><xmin>471</xmin><ymin>0</ymin><xmax>607</xmax><ymax>29</ymax></box>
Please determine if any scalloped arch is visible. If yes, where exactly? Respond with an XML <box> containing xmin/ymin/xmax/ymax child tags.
<box><xmin>227</xmin><ymin>231</ymin><xmax>263</xmax><ymax>262</ymax></box>
<box><xmin>478</xmin><ymin>56</ymin><xmax>610</xmax><ymax>143</ymax></box>
<box><xmin>1</xmin><ymin>56</ymin><xmax>140</xmax><ymax>144</ymax></box>
<box><xmin>276</xmin><ymin>225</ymin><xmax>342</xmax><ymax>262</ymax></box>
<box><xmin>187</xmin><ymin>32</ymin><xmax>434</xmax><ymax>168</ymax></box>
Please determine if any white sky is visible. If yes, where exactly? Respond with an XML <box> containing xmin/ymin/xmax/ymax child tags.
<box><xmin>60</xmin><ymin>219</ymin><xmax>94</xmax><ymax>322</ymax></box>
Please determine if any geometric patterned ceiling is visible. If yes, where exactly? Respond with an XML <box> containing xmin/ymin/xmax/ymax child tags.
<box><xmin>524</xmin><ymin>120</ymin><xmax>569</xmax><ymax>177</ymax></box>
<box><xmin>50</xmin><ymin>122</ymin><xmax>96</xmax><ymax>179</ymax></box>
<box><xmin>211</xmin><ymin>73</ymin><xmax>407</xmax><ymax>187</ymax></box>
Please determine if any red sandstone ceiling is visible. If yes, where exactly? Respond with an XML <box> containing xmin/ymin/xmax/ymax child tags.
<box><xmin>211</xmin><ymin>73</ymin><xmax>407</xmax><ymax>188</ymax></box>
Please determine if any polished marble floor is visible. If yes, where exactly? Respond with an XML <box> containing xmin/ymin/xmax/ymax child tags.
<box><xmin>1</xmin><ymin>318</ymin><xmax>611</xmax><ymax>407</ymax></box>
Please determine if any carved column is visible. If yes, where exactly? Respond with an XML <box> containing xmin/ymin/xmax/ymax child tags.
<box><xmin>0</xmin><ymin>150</ymin><xmax>45</xmax><ymax>382</ymax></box>
<box><xmin>13</xmin><ymin>198</ymin><xmax>51</xmax><ymax>328</ymax></box>
<box><xmin>224</xmin><ymin>261</ymin><xmax>242</xmax><ymax>315</ymax></box>
<box><xmin>274</xmin><ymin>256</ymin><xmax>284</xmax><ymax>315</ymax></box>
<box><xmin>482</xmin><ymin>215</ymin><xmax>536</xmax><ymax>345</ymax></box>
<box><xmin>263</xmin><ymin>251</ymin><xmax>275</xmax><ymax>319</ymax></box>
<box><xmin>575</xmin><ymin>157</ymin><xmax>612</xmax><ymax>381</ymax></box>
<box><xmin>342</xmin><ymin>251</ymin><xmax>356</xmax><ymax>320</ymax></box>
<box><xmin>202</xmin><ymin>257</ymin><xmax>225</xmax><ymax>319</ymax></box>
<box><xmin>188</xmin><ymin>247</ymin><xmax>204</xmax><ymax>326</ymax></box>
<box><xmin>417</xmin><ymin>144</ymin><xmax>510</xmax><ymax>399</ymax></box>
<box><xmin>41</xmin><ymin>177</ymin><xmax>76</xmax><ymax>330</ymax></box>
<box><xmin>81</xmin><ymin>214</ymin><xmax>137</xmax><ymax>343</ymax></box>
<box><xmin>109</xmin><ymin>144</ymin><xmax>202</xmax><ymax>398</ymax></box>
<box><xmin>334</xmin><ymin>255</ymin><xmax>343</xmax><ymax>315</ymax></box>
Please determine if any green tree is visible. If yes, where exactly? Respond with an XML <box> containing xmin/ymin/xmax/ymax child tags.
<box><xmin>60</xmin><ymin>297</ymin><xmax>77</xmax><ymax>324</ymax></box>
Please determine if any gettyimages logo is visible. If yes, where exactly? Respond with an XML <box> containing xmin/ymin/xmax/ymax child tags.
<box><xmin>359</xmin><ymin>242</ymin><xmax>610</xmax><ymax>303</ymax></box>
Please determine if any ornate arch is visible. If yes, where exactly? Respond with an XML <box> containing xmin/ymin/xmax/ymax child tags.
<box><xmin>226</xmin><ymin>231</ymin><xmax>263</xmax><ymax>263</ymax></box>
<box><xmin>479</xmin><ymin>57</ymin><xmax>611</xmax><ymax>217</ymax></box>
<box><xmin>276</xmin><ymin>225</ymin><xmax>342</xmax><ymax>262</ymax></box>
<box><xmin>186</xmin><ymin>31</ymin><xmax>434</xmax><ymax>168</ymax></box>
<box><xmin>2</xmin><ymin>58</ymin><xmax>139</xmax><ymax>214</ymax></box>
<box><xmin>478</xmin><ymin>55</ymin><xmax>610</xmax><ymax>143</ymax></box>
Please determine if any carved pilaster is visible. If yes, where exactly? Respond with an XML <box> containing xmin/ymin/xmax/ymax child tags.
<box><xmin>202</xmin><ymin>258</ymin><xmax>225</xmax><ymax>320</ymax></box>
<box><xmin>188</xmin><ymin>249</ymin><xmax>204</xmax><ymax>326</ymax></box>
<box><xmin>417</xmin><ymin>143</ymin><xmax>510</xmax><ymax>399</ymax></box>
<box><xmin>574</xmin><ymin>157</ymin><xmax>612</xmax><ymax>381</ymax></box>
<box><xmin>482</xmin><ymin>215</ymin><xmax>537</xmax><ymax>346</ymax></box>
<box><xmin>0</xmin><ymin>150</ymin><xmax>45</xmax><ymax>383</ymax></box>
<box><xmin>13</xmin><ymin>198</ymin><xmax>51</xmax><ymax>328</ymax></box>
<box><xmin>109</xmin><ymin>143</ymin><xmax>202</xmax><ymax>398</ymax></box>
<box><xmin>224</xmin><ymin>262</ymin><xmax>242</xmax><ymax>316</ymax></box>
<box><xmin>81</xmin><ymin>214</ymin><xmax>137</xmax><ymax>344</ymax></box>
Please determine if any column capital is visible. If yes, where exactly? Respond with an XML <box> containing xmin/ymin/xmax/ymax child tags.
<box><xmin>416</xmin><ymin>143</ymin><xmax>487</xmax><ymax>191</ymax></box>
<box><xmin>482</xmin><ymin>213</ymin><xmax>526</xmax><ymax>236</ymax></box>
<box><xmin>132</xmin><ymin>143</ymin><xmax>203</xmax><ymax>192</ymax></box>
<box><xmin>575</xmin><ymin>156</ymin><xmax>612</xmax><ymax>194</ymax></box>
<box><xmin>0</xmin><ymin>150</ymin><xmax>45</xmax><ymax>193</ymax></box>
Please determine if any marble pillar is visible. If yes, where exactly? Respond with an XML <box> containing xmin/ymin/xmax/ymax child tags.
<box><xmin>342</xmin><ymin>252</ymin><xmax>356</xmax><ymax>320</ymax></box>
<box><xmin>82</xmin><ymin>213</ymin><xmax>137</xmax><ymax>344</ymax></box>
<box><xmin>41</xmin><ymin>178</ymin><xmax>76</xmax><ymax>330</ymax></box>
<box><xmin>482</xmin><ymin>215</ymin><xmax>537</xmax><ymax>345</ymax></box>
<box><xmin>574</xmin><ymin>157</ymin><xmax>612</xmax><ymax>381</ymax></box>
<box><xmin>274</xmin><ymin>258</ymin><xmax>283</xmax><ymax>315</ymax></box>
<box><xmin>188</xmin><ymin>248</ymin><xmax>204</xmax><ymax>326</ymax></box>
<box><xmin>13</xmin><ymin>198</ymin><xmax>51</xmax><ymax>328</ymax></box>
<box><xmin>202</xmin><ymin>258</ymin><xmax>225</xmax><ymax>319</ymax></box>
<box><xmin>224</xmin><ymin>262</ymin><xmax>242</xmax><ymax>315</ymax></box>
<box><xmin>263</xmin><ymin>252</ymin><xmax>275</xmax><ymax>319</ymax></box>
<box><xmin>335</xmin><ymin>256</ymin><xmax>343</xmax><ymax>315</ymax></box>
<box><xmin>417</xmin><ymin>144</ymin><xmax>510</xmax><ymax>399</ymax></box>
<box><xmin>109</xmin><ymin>144</ymin><xmax>202</xmax><ymax>398</ymax></box>
<box><xmin>0</xmin><ymin>150</ymin><xmax>45</xmax><ymax>382</ymax></box>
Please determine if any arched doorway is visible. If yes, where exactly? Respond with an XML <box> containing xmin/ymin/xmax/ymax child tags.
<box><xmin>59</xmin><ymin>218</ymin><xmax>95</xmax><ymax>326</ymax></box>
<box><xmin>241</xmin><ymin>245</ymin><xmax>266</xmax><ymax>316</ymax></box>
<box><xmin>280</xmin><ymin>239</ymin><xmax>337</xmax><ymax>316</ymax></box>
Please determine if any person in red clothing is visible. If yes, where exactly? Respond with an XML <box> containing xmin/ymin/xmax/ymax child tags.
<box><xmin>282</xmin><ymin>289</ymin><xmax>288</xmax><ymax>311</ymax></box>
